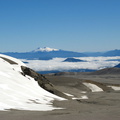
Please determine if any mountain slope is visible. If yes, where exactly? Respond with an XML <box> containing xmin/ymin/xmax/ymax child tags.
<box><xmin>89</xmin><ymin>67</ymin><xmax>120</xmax><ymax>75</ymax></box>
<box><xmin>84</xmin><ymin>49</ymin><xmax>120</xmax><ymax>57</ymax></box>
<box><xmin>0</xmin><ymin>54</ymin><xmax>66</xmax><ymax>111</ymax></box>
<box><xmin>103</xmin><ymin>49</ymin><xmax>120</xmax><ymax>56</ymax></box>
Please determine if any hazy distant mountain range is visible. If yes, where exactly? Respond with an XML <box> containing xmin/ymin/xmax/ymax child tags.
<box><xmin>84</xmin><ymin>49</ymin><xmax>120</xmax><ymax>57</ymax></box>
<box><xmin>1</xmin><ymin>47</ymin><xmax>120</xmax><ymax>60</ymax></box>
<box><xmin>1</xmin><ymin>47</ymin><xmax>120</xmax><ymax>74</ymax></box>
<box><xmin>0</xmin><ymin>47</ymin><xmax>86</xmax><ymax>60</ymax></box>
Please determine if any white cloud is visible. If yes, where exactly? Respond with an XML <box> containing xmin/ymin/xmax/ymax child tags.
<box><xmin>22</xmin><ymin>57</ymin><xmax>120</xmax><ymax>72</ymax></box>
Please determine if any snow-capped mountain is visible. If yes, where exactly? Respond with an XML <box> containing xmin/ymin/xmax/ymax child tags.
<box><xmin>1</xmin><ymin>48</ymin><xmax>120</xmax><ymax>60</ymax></box>
<box><xmin>33</xmin><ymin>47</ymin><xmax>59</xmax><ymax>52</ymax></box>
<box><xmin>1</xmin><ymin>47</ymin><xmax>87</xmax><ymax>60</ymax></box>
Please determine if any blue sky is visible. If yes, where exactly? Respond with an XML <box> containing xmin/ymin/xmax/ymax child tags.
<box><xmin>0</xmin><ymin>0</ymin><xmax>120</xmax><ymax>52</ymax></box>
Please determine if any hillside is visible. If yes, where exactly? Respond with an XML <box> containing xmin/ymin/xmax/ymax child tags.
<box><xmin>102</xmin><ymin>49</ymin><xmax>120</xmax><ymax>56</ymax></box>
<box><xmin>89</xmin><ymin>67</ymin><xmax>120</xmax><ymax>75</ymax></box>
<box><xmin>0</xmin><ymin>54</ymin><xmax>67</xmax><ymax>111</ymax></box>
<box><xmin>84</xmin><ymin>49</ymin><xmax>120</xmax><ymax>57</ymax></box>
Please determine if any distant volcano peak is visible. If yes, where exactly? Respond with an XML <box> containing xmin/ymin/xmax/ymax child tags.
<box><xmin>33</xmin><ymin>47</ymin><xmax>59</xmax><ymax>52</ymax></box>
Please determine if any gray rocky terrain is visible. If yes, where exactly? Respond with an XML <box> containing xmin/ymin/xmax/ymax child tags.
<box><xmin>1</xmin><ymin>70</ymin><xmax>120</xmax><ymax>120</ymax></box>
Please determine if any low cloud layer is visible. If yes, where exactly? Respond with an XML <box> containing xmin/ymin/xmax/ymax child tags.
<box><xmin>22</xmin><ymin>57</ymin><xmax>120</xmax><ymax>72</ymax></box>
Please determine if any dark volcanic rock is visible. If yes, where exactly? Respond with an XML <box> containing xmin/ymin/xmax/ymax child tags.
<box><xmin>21</xmin><ymin>66</ymin><xmax>70</xmax><ymax>99</ymax></box>
<box><xmin>0</xmin><ymin>56</ymin><xmax>18</xmax><ymax>64</ymax></box>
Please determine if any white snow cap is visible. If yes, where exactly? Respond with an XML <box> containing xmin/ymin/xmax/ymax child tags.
<box><xmin>0</xmin><ymin>54</ymin><xmax>64</xmax><ymax>111</ymax></box>
<box><xmin>33</xmin><ymin>47</ymin><xmax>59</xmax><ymax>52</ymax></box>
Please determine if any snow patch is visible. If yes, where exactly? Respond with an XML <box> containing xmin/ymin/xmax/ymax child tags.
<box><xmin>64</xmin><ymin>93</ymin><xmax>74</xmax><ymax>97</ymax></box>
<box><xmin>83</xmin><ymin>83</ymin><xmax>103</xmax><ymax>92</ymax></box>
<box><xmin>108</xmin><ymin>86</ymin><xmax>120</xmax><ymax>91</ymax></box>
<box><xmin>81</xmin><ymin>91</ymin><xmax>87</xmax><ymax>93</ymax></box>
<box><xmin>64</xmin><ymin>92</ymin><xmax>88</xmax><ymax>100</ymax></box>
<box><xmin>72</xmin><ymin>95</ymin><xmax>88</xmax><ymax>100</ymax></box>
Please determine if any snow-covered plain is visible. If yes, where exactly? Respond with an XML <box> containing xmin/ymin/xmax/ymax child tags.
<box><xmin>22</xmin><ymin>56</ymin><xmax>120</xmax><ymax>72</ymax></box>
<box><xmin>0</xmin><ymin>54</ymin><xmax>65</xmax><ymax>111</ymax></box>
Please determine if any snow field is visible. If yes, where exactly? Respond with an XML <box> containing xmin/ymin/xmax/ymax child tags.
<box><xmin>83</xmin><ymin>83</ymin><xmax>103</xmax><ymax>92</ymax></box>
<box><xmin>0</xmin><ymin>54</ymin><xmax>65</xmax><ymax>111</ymax></box>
